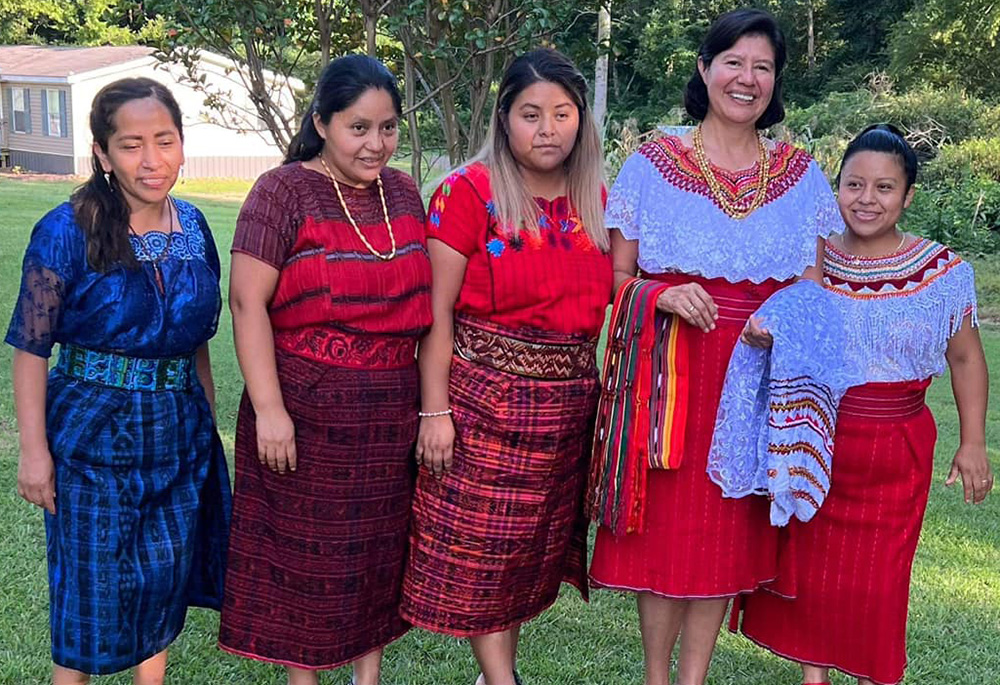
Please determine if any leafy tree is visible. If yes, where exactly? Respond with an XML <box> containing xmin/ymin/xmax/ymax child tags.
<box><xmin>889</xmin><ymin>0</ymin><xmax>1000</xmax><ymax>98</ymax></box>
<box><xmin>150</xmin><ymin>0</ymin><xmax>366</xmax><ymax>150</ymax></box>
<box><xmin>386</xmin><ymin>0</ymin><xmax>592</xmax><ymax>166</ymax></box>
<box><xmin>0</xmin><ymin>0</ymin><xmax>160</xmax><ymax>45</ymax></box>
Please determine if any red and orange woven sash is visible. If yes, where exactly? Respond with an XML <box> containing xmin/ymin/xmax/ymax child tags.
<box><xmin>586</xmin><ymin>277</ymin><xmax>691</xmax><ymax>535</ymax></box>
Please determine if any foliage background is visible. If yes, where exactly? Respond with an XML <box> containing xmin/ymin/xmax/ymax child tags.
<box><xmin>2</xmin><ymin>1</ymin><xmax>1000</xmax><ymax>683</ymax></box>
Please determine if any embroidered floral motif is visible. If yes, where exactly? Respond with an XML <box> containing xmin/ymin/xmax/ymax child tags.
<box><xmin>428</xmin><ymin>168</ymin><xmax>468</xmax><ymax>230</ymax></box>
<box><xmin>486</xmin><ymin>238</ymin><xmax>506</xmax><ymax>257</ymax></box>
<box><xmin>486</xmin><ymin>201</ymin><xmax>592</xmax><ymax>258</ymax></box>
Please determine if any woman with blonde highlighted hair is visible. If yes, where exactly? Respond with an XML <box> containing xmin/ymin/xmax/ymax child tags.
<box><xmin>400</xmin><ymin>48</ymin><xmax>613</xmax><ymax>685</ymax></box>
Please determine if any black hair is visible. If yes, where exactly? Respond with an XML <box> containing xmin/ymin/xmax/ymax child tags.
<box><xmin>683</xmin><ymin>8</ymin><xmax>787</xmax><ymax>129</ymax></box>
<box><xmin>285</xmin><ymin>54</ymin><xmax>403</xmax><ymax>164</ymax></box>
<box><xmin>836</xmin><ymin>124</ymin><xmax>919</xmax><ymax>191</ymax></box>
<box><xmin>493</xmin><ymin>48</ymin><xmax>592</xmax><ymax>145</ymax></box>
<box><xmin>71</xmin><ymin>77</ymin><xmax>183</xmax><ymax>272</ymax></box>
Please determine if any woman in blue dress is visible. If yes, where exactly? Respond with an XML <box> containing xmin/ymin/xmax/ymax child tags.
<box><xmin>6</xmin><ymin>77</ymin><xmax>231</xmax><ymax>684</ymax></box>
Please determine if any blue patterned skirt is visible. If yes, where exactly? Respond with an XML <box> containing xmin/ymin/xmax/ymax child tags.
<box><xmin>44</xmin><ymin>352</ymin><xmax>231</xmax><ymax>675</ymax></box>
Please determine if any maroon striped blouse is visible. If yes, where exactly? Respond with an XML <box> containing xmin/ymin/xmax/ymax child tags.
<box><xmin>232</xmin><ymin>162</ymin><xmax>432</xmax><ymax>342</ymax></box>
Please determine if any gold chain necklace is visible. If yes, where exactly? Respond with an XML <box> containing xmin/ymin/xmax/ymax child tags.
<box><xmin>691</xmin><ymin>123</ymin><xmax>771</xmax><ymax>220</ymax></box>
<box><xmin>319</xmin><ymin>155</ymin><xmax>396</xmax><ymax>261</ymax></box>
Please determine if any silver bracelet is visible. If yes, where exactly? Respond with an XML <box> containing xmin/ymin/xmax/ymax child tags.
<box><xmin>418</xmin><ymin>408</ymin><xmax>452</xmax><ymax>418</ymax></box>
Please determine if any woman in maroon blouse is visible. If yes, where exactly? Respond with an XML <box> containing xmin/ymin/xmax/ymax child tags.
<box><xmin>218</xmin><ymin>55</ymin><xmax>432</xmax><ymax>685</ymax></box>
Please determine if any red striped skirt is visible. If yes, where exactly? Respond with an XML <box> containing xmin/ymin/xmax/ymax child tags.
<box><xmin>737</xmin><ymin>380</ymin><xmax>936</xmax><ymax>685</ymax></box>
<box><xmin>219</xmin><ymin>348</ymin><xmax>418</xmax><ymax>669</ymax></box>
<box><xmin>400</xmin><ymin>318</ymin><xmax>598</xmax><ymax>636</ymax></box>
<box><xmin>590</xmin><ymin>274</ymin><xmax>787</xmax><ymax>598</ymax></box>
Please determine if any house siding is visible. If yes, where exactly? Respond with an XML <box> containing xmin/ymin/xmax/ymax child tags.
<box><xmin>3</xmin><ymin>83</ymin><xmax>73</xmax><ymax>158</ymax></box>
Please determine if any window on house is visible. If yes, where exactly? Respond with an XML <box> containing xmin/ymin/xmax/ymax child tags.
<box><xmin>43</xmin><ymin>89</ymin><xmax>67</xmax><ymax>138</ymax></box>
<box><xmin>11</xmin><ymin>88</ymin><xmax>29</xmax><ymax>133</ymax></box>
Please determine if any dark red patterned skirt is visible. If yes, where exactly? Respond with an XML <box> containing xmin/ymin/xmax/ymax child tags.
<box><xmin>219</xmin><ymin>348</ymin><xmax>418</xmax><ymax>669</ymax></box>
<box><xmin>590</xmin><ymin>275</ymin><xmax>786</xmax><ymax>598</ymax></box>
<box><xmin>736</xmin><ymin>380</ymin><xmax>936</xmax><ymax>685</ymax></box>
<box><xmin>400</xmin><ymin>321</ymin><xmax>597</xmax><ymax>636</ymax></box>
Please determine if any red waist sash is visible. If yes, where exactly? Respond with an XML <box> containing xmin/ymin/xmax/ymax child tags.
<box><xmin>838</xmin><ymin>379</ymin><xmax>930</xmax><ymax>420</ymax></box>
<box><xmin>274</xmin><ymin>326</ymin><xmax>417</xmax><ymax>369</ymax></box>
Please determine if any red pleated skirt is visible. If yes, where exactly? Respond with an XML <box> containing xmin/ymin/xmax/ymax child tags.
<box><xmin>219</xmin><ymin>348</ymin><xmax>418</xmax><ymax>669</ymax></box>
<box><xmin>736</xmin><ymin>380</ymin><xmax>936</xmax><ymax>685</ymax></box>
<box><xmin>400</xmin><ymin>322</ymin><xmax>597</xmax><ymax>636</ymax></box>
<box><xmin>590</xmin><ymin>274</ymin><xmax>787</xmax><ymax>598</ymax></box>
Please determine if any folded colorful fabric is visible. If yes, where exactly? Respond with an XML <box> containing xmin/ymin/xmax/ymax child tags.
<box><xmin>587</xmin><ymin>277</ymin><xmax>690</xmax><ymax>535</ymax></box>
<box><xmin>707</xmin><ymin>279</ymin><xmax>862</xmax><ymax>526</ymax></box>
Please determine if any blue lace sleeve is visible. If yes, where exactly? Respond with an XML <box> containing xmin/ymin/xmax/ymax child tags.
<box><xmin>803</xmin><ymin>161</ymin><xmax>845</xmax><ymax>239</ymax></box>
<box><xmin>4</xmin><ymin>205</ymin><xmax>82</xmax><ymax>358</ymax></box>
<box><xmin>605</xmin><ymin>151</ymin><xmax>651</xmax><ymax>241</ymax></box>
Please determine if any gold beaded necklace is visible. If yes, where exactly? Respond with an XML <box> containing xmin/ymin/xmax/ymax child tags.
<box><xmin>691</xmin><ymin>123</ymin><xmax>771</xmax><ymax>220</ymax></box>
<box><xmin>319</xmin><ymin>155</ymin><xmax>397</xmax><ymax>261</ymax></box>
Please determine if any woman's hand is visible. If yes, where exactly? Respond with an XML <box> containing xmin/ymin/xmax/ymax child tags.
<box><xmin>741</xmin><ymin>315</ymin><xmax>774</xmax><ymax>348</ymax></box>
<box><xmin>946</xmin><ymin>443</ymin><xmax>993</xmax><ymax>504</ymax></box>
<box><xmin>416</xmin><ymin>414</ymin><xmax>455</xmax><ymax>479</ymax></box>
<box><xmin>256</xmin><ymin>405</ymin><xmax>297</xmax><ymax>474</ymax></box>
<box><xmin>655</xmin><ymin>283</ymin><xmax>718</xmax><ymax>333</ymax></box>
<box><xmin>17</xmin><ymin>446</ymin><xmax>56</xmax><ymax>514</ymax></box>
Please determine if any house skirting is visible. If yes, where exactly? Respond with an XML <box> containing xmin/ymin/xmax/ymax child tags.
<box><xmin>73</xmin><ymin>155</ymin><xmax>282</xmax><ymax>179</ymax></box>
<box><xmin>11</xmin><ymin>149</ymin><xmax>74</xmax><ymax>174</ymax></box>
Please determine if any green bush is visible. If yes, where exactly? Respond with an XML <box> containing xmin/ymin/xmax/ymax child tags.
<box><xmin>922</xmin><ymin>138</ymin><xmax>1000</xmax><ymax>187</ymax></box>
<box><xmin>783</xmin><ymin>90</ymin><xmax>874</xmax><ymax>141</ymax></box>
<box><xmin>902</xmin><ymin>177</ymin><xmax>1000</xmax><ymax>255</ymax></box>
<box><xmin>973</xmin><ymin>104</ymin><xmax>1000</xmax><ymax>138</ymax></box>
<box><xmin>784</xmin><ymin>87</ymin><xmax>988</xmax><ymax>155</ymax></box>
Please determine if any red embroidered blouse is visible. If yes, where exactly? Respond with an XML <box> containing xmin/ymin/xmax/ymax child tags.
<box><xmin>427</xmin><ymin>162</ymin><xmax>613</xmax><ymax>337</ymax></box>
<box><xmin>232</xmin><ymin>163</ymin><xmax>433</xmax><ymax>359</ymax></box>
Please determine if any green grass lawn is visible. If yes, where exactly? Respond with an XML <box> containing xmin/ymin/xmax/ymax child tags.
<box><xmin>1</xmin><ymin>176</ymin><xmax>999</xmax><ymax>684</ymax></box>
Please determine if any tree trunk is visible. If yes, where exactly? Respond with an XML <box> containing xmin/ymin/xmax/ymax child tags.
<box><xmin>360</xmin><ymin>0</ymin><xmax>378</xmax><ymax>56</ymax></box>
<box><xmin>365</xmin><ymin>13</ymin><xmax>377</xmax><ymax>56</ymax></box>
<box><xmin>315</xmin><ymin>0</ymin><xmax>331</xmax><ymax>65</ymax></box>
<box><xmin>466</xmin><ymin>50</ymin><xmax>495</xmax><ymax>157</ymax></box>
<box><xmin>404</xmin><ymin>52</ymin><xmax>422</xmax><ymax>188</ymax></box>
<box><xmin>594</xmin><ymin>2</ymin><xmax>611</xmax><ymax>139</ymax></box>
<box><xmin>427</xmin><ymin>10</ymin><xmax>461</xmax><ymax>165</ymax></box>
<box><xmin>807</xmin><ymin>1</ymin><xmax>815</xmax><ymax>71</ymax></box>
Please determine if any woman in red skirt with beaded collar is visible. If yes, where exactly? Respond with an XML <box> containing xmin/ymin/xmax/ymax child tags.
<box><xmin>399</xmin><ymin>49</ymin><xmax>613</xmax><ymax>685</ymax></box>
<box><xmin>735</xmin><ymin>126</ymin><xmax>993</xmax><ymax>685</ymax></box>
<box><xmin>219</xmin><ymin>56</ymin><xmax>432</xmax><ymax>685</ymax></box>
<box><xmin>587</xmin><ymin>9</ymin><xmax>844</xmax><ymax>685</ymax></box>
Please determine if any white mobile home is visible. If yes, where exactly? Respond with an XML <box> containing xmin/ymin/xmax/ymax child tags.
<box><xmin>0</xmin><ymin>45</ymin><xmax>301</xmax><ymax>179</ymax></box>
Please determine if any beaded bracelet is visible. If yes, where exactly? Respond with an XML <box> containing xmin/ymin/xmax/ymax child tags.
<box><xmin>418</xmin><ymin>409</ymin><xmax>453</xmax><ymax>418</ymax></box>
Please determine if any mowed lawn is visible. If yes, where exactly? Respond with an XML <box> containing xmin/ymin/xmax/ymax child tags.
<box><xmin>1</xmin><ymin>176</ymin><xmax>999</xmax><ymax>684</ymax></box>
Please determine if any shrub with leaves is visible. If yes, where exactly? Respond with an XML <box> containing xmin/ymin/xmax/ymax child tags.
<box><xmin>903</xmin><ymin>177</ymin><xmax>1000</xmax><ymax>256</ymax></box>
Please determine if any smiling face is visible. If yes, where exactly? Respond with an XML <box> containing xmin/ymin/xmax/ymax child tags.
<box><xmin>837</xmin><ymin>150</ymin><xmax>915</xmax><ymax>241</ymax></box>
<box><xmin>313</xmin><ymin>87</ymin><xmax>399</xmax><ymax>187</ymax></box>
<box><xmin>93</xmin><ymin>96</ymin><xmax>184</xmax><ymax>213</ymax></box>
<box><xmin>698</xmin><ymin>33</ymin><xmax>776</xmax><ymax>128</ymax></box>
<box><xmin>504</xmin><ymin>80</ymin><xmax>580</xmax><ymax>177</ymax></box>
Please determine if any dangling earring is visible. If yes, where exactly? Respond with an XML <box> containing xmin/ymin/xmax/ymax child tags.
<box><xmin>103</xmin><ymin>171</ymin><xmax>111</xmax><ymax>184</ymax></box>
